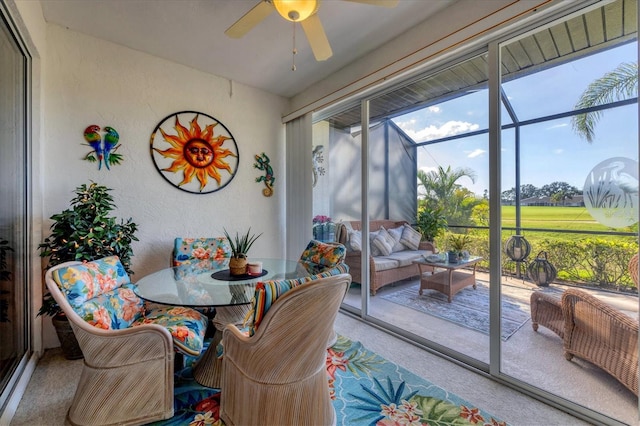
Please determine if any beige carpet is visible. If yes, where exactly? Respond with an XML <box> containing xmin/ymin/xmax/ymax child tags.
<box><xmin>10</xmin><ymin>311</ymin><xmax>600</xmax><ymax>426</ymax></box>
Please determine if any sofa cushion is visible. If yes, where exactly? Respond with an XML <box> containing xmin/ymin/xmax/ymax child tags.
<box><xmin>371</xmin><ymin>227</ymin><xmax>394</xmax><ymax>256</ymax></box>
<box><xmin>387</xmin><ymin>225</ymin><xmax>406</xmax><ymax>252</ymax></box>
<box><xmin>384</xmin><ymin>249</ymin><xmax>432</xmax><ymax>267</ymax></box>
<box><xmin>348</xmin><ymin>229</ymin><xmax>362</xmax><ymax>252</ymax></box>
<box><xmin>400</xmin><ymin>224</ymin><xmax>422</xmax><ymax>250</ymax></box>
<box><xmin>372</xmin><ymin>256</ymin><xmax>400</xmax><ymax>272</ymax></box>
<box><xmin>369</xmin><ymin>230</ymin><xmax>383</xmax><ymax>256</ymax></box>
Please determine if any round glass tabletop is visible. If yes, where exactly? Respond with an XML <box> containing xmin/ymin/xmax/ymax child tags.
<box><xmin>134</xmin><ymin>258</ymin><xmax>308</xmax><ymax>308</ymax></box>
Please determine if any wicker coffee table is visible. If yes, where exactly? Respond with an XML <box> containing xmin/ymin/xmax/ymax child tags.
<box><xmin>412</xmin><ymin>256</ymin><xmax>481</xmax><ymax>302</ymax></box>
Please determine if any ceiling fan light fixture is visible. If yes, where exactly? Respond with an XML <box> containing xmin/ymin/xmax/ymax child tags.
<box><xmin>273</xmin><ymin>0</ymin><xmax>318</xmax><ymax>22</ymax></box>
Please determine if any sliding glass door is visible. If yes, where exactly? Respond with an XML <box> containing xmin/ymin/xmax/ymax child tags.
<box><xmin>497</xmin><ymin>2</ymin><xmax>638</xmax><ymax>423</ymax></box>
<box><xmin>0</xmin><ymin>5</ymin><xmax>30</xmax><ymax>412</ymax></box>
<box><xmin>311</xmin><ymin>0</ymin><xmax>637</xmax><ymax>422</ymax></box>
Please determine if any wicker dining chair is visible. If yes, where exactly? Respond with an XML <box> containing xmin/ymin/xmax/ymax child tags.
<box><xmin>562</xmin><ymin>288</ymin><xmax>638</xmax><ymax>396</ymax></box>
<box><xmin>45</xmin><ymin>256</ymin><xmax>208</xmax><ymax>426</ymax></box>
<box><xmin>220</xmin><ymin>273</ymin><xmax>351</xmax><ymax>426</ymax></box>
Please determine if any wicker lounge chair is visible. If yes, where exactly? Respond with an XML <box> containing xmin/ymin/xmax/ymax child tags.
<box><xmin>562</xmin><ymin>288</ymin><xmax>638</xmax><ymax>396</ymax></box>
<box><xmin>220</xmin><ymin>273</ymin><xmax>351</xmax><ymax>426</ymax></box>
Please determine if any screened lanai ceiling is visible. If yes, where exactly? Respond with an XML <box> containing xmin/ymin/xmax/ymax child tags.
<box><xmin>328</xmin><ymin>0</ymin><xmax>637</xmax><ymax>130</ymax></box>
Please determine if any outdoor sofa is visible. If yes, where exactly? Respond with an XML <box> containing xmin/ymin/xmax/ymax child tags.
<box><xmin>336</xmin><ymin>220</ymin><xmax>435</xmax><ymax>295</ymax></box>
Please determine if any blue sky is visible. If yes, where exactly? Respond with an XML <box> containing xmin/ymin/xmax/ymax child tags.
<box><xmin>392</xmin><ymin>42</ymin><xmax>638</xmax><ymax>197</ymax></box>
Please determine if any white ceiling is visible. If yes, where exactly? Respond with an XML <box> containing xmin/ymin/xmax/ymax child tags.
<box><xmin>40</xmin><ymin>0</ymin><xmax>454</xmax><ymax>98</ymax></box>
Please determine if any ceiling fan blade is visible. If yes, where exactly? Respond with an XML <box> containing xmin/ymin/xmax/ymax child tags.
<box><xmin>225</xmin><ymin>1</ymin><xmax>274</xmax><ymax>39</ymax></box>
<box><xmin>300</xmin><ymin>14</ymin><xmax>333</xmax><ymax>61</ymax></box>
<box><xmin>341</xmin><ymin>0</ymin><xmax>399</xmax><ymax>7</ymax></box>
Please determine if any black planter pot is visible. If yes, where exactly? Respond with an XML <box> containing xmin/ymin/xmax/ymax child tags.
<box><xmin>51</xmin><ymin>314</ymin><xmax>83</xmax><ymax>360</ymax></box>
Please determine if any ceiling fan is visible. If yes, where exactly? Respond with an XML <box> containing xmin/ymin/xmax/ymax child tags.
<box><xmin>225</xmin><ymin>0</ymin><xmax>399</xmax><ymax>62</ymax></box>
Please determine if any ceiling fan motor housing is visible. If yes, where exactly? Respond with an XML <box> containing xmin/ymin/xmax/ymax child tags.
<box><xmin>273</xmin><ymin>0</ymin><xmax>319</xmax><ymax>22</ymax></box>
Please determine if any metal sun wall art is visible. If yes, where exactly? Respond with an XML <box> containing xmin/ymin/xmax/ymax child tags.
<box><xmin>150</xmin><ymin>111</ymin><xmax>239</xmax><ymax>194</ymax></box>
<box><xmin>254</xmin><ymin>152</ymin><xmax>274</xmax><ymax>197</ymax></box>
<box><xmin>83</xmin><ymin>125</ymin><xmax>123</xmax><ymax>170</ymax></box>
<box><xmin>583</xmin><ymin>156</ymin><xmax>639</xmax><ymax>228</ymax></box>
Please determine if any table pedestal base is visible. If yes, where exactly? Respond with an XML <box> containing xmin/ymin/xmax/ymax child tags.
<box><xmin>193</xmin><ymin>304</ymin><xmax>250</xmax><ymax>388</ymax></box>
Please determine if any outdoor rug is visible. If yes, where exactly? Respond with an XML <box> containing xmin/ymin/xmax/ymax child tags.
<box><xmin>149</xmin><ymin>334</ymin><xmax>506</xmax><ymax>425</ymax></box>
<box><xmin>380</xmin><ymin>281</ymin><xmax>531</xmax><ymax>341</ymax></box>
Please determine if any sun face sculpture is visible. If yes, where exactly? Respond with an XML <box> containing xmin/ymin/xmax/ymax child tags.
<box><xmin>150</xmin><ymin>111</ymin><xmax>239</xmax><ymax>194</ymax></box>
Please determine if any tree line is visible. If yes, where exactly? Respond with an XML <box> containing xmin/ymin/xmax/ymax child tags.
<box><xmin>500</xmin><ymin>182</ymin><xmax>582</xmax><ymax>204</ymax></box>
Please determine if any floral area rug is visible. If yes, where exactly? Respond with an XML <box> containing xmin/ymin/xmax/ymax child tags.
<box><xmin>149</xmin><ymin>335</ymin><xmax>506</xmax><ymax>426</ymax></box>
<box><xmin>380</xmin><ymin>281</ymin><xmax>531</xmax><ymax>341</ymax></box>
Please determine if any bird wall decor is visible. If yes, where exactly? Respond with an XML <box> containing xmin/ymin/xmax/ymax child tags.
<box><xmin>83</xmin><ymin>125</ymin><xmax>123</xmax><ymax>170</ymax></box>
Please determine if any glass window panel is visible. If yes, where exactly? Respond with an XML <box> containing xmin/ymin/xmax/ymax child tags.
<box><xmin>499</xmin><ymin>1</ymin><xmax>638</xmax><ymax>423</ymax></box>
<box><xmin>0</xmin><ymin>10</ymin><xmax>28</xmax><ymax>407</ymax></box>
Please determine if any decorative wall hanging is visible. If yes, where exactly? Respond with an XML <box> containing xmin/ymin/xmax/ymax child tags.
<box><xmin>254</xmin><ymin>152</ymin><xmax>274</xmax><ymax>197</ymax></box>
<box><xmin>583</xmin><ymin>157</ymin><xmax>639</xmax><ymax>228</ymax></box>
<box><xmin>312</xmin><ymin>145</ymin><xmax>325</xmax><ymax>187</ymax></box>
<box><xmin>83</xmin><ymin>125</ymin><xmax>123</xmax><ymax>170</ymax></box>
<box><xmin>150</xmin><ymin>111</ymin><xmax>239</xmax><ymax>194</ymax></box>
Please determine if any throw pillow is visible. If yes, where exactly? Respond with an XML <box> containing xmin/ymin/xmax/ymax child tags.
<box><xmin>387</xmin><ymin>225</ymin><xmax>406</xmax><ymax>252</ymax></box>
<box><xmin>369</xmin><ymin>230</ymin><xmax>383</xmax><ymax>256</ymax></box>
<box><xmin>371</xmin><ymin>227</ymin><xmax>393</xmax><ymax>256</ymax></box>
<box><xmin>400</xmin><ymin>224</ymin><xmax>422</xmax><ymax>250</ymax></box>
<box><xmin>348</xmin><ymin>230</ymin><xmax>362</xmax><ymax>252</ymax></box>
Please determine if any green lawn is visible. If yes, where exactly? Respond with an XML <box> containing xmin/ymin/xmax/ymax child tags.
<box><xmin>500</xmin><ymin>206</ymin><xmax>636</xmax><ymax>233</ymax></box>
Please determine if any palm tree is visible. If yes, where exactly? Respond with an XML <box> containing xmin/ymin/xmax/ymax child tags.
<box><xmin>417</xmin><ymin>166</ymin><xmax>476</xmax><ymax>204</ymax></box>
<box><xmin>417</xmin><ymin>166</ymin><xmax>478</xmax><ymax>226</ymax></box>
<box><xmin>572</xmin><ymin>62</ymin><xmax>638</xmax><ymax>142</ymax></box>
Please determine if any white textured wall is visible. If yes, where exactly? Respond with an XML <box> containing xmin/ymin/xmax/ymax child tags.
<box><xmin>42</xmin><ymin>25</ymin><xmax>288</xmax><ymax>280</ymax></box>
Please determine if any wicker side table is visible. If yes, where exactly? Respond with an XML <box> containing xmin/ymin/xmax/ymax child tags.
<box><xmin>530</xmin><ymin>291</ymin><xmax>564</xmax><ymax>338</ymax></box>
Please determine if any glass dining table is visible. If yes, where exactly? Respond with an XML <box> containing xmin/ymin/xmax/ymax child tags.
<box><xmin>134</xmin><ymin>258</ymin><xmax>311</xmax><ymax>388</ymax></box>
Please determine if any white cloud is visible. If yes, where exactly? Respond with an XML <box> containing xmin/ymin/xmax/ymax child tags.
<box><xmin>428</xmin><ymin>106</ymin><xmax>441</xmax><ymax>113</ymax></box>
<box><xmin>467</xmin><ymin>149</ymin><xmax>485</xmax><ymax>158</ymax></box>
<box><xmin>396</xmin><ymin>120</ymin><xmax>480</xmax><ymax>142</ymax></box>
<box><xmin>553</xmin><ymin>148</ymin><xmax>564</xmax><ymax>154</ymax></box>
<box><xmin>547</xmin><ymin>123</ymin><xmax>568</xmax><ymax>129</ymax></box>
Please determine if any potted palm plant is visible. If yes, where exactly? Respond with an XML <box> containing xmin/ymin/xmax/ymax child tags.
<box><xmin>416</xmin><ymin>206</ymin><xmax>448</xmax><ymax>243</ymax></box>
<box><xmin>38</xmin><ymin>181</ymin><xmax>139</xmax><ymax>359</ymax></box>
<box><xmin>223</xmin><ymin>228</ymin><xmax>262</xmax><ymax>276</ymax></box>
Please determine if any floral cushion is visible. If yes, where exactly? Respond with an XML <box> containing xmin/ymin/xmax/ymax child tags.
<box><xmin>172</xmin><ymin>237</ymin><xmax>231</xmax><ymax>271</ymax></box>
<box><xmin>136</xmin><ymin>306</ymin><xmax>209</xmax><ymax>357</ymax></box>
<box><xmin>246</xmin><ymin>263</ymin><xmax>349</xmax><ymax>336</ymax></box>
<box><xmin>51</xmin><ymin>255</ymin><xmax>130</xmax><ymax>309</ymax></box>
<box><xmin>73</xmin><ymin>282</ymin><xmax>145</xmax><ymax>329</ymax></box>
<box><xmin>298</xmin><ymin>240</ymin><xmax>346</xmax><ymax>274</ymax></box>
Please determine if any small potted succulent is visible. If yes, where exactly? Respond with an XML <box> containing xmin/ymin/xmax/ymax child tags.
<box><xmin>223</xmin><ymin>228</ymin><xmax>262</xmax><ymax>276</ymax></box>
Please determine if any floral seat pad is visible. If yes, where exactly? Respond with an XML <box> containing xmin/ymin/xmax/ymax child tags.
<box><xmin>73</xmin><ymin>282</ymin><xmax>146</xmax><ymax>329</ymax></box>
<box><xmin>136</xmin><ymin>306</ymin><xmax>209</xmax><ymax>357</ymax></box>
